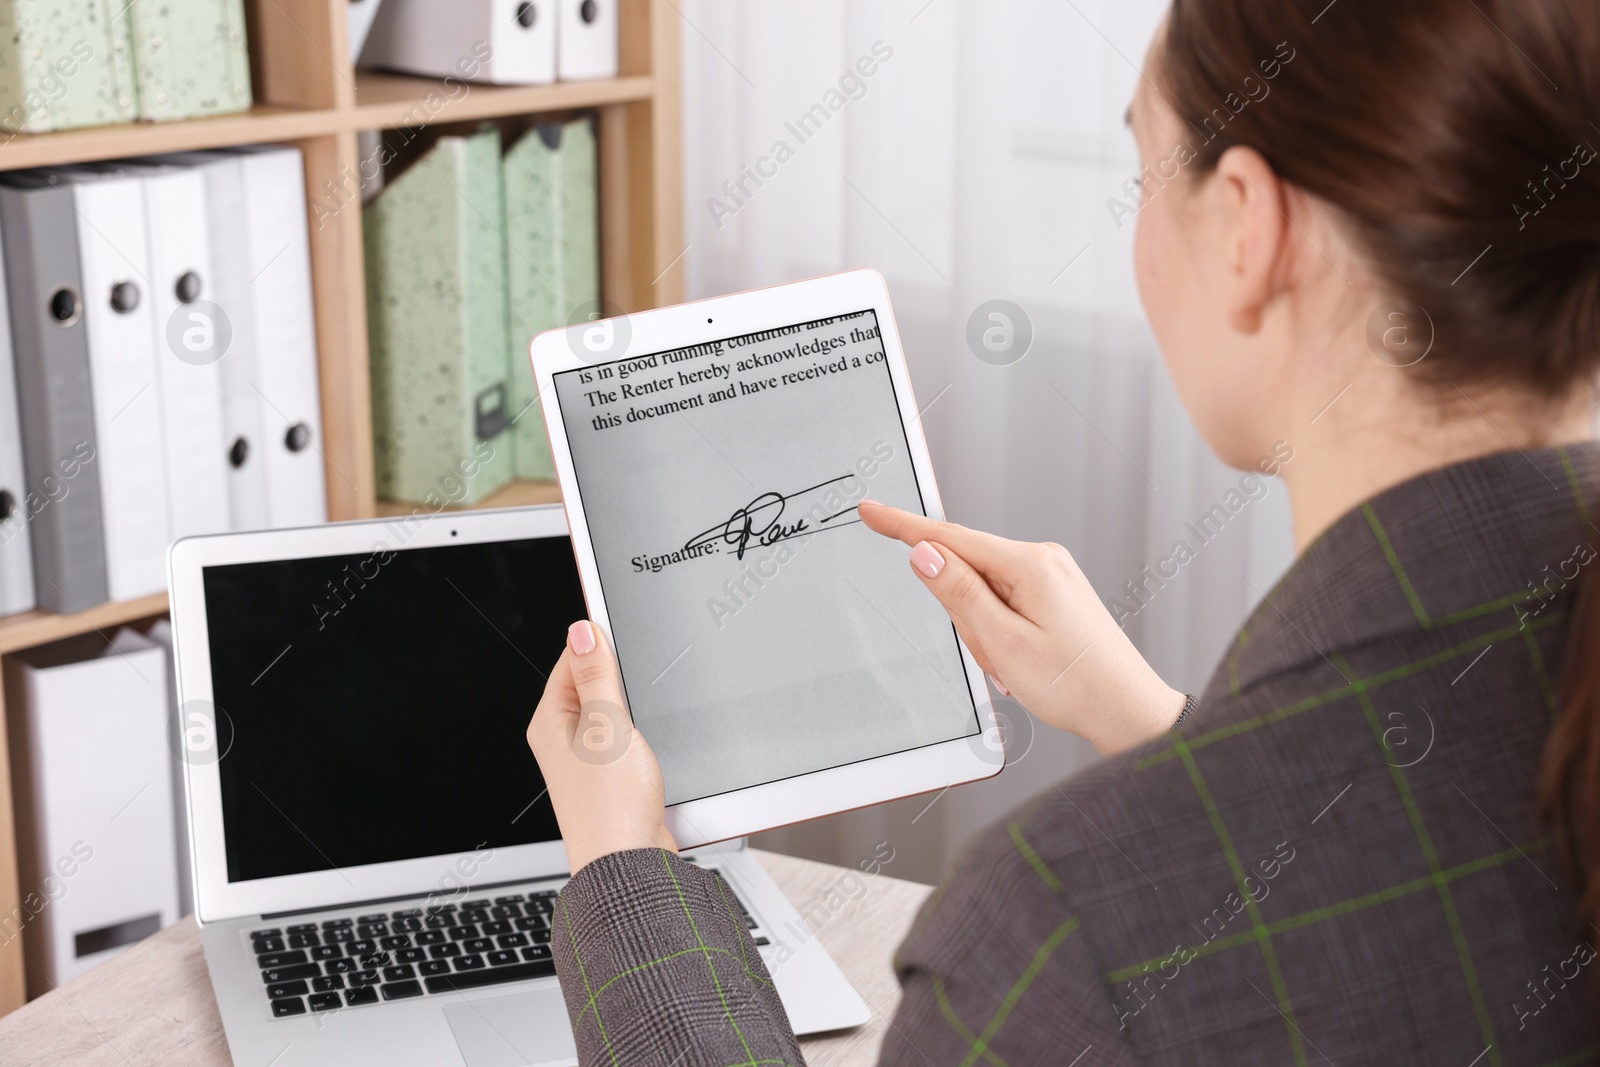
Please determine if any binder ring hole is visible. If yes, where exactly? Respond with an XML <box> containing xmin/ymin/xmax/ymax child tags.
<box><xmin>109</xmin><ymin>281</ymin><xmax>140</xmax><ymax>314</ymax></box>
<box><xmin>516</xmin><ymin>1</ymin><xmax>537</xmax><ymax>28</ymax></box>
<box><xmin>228</xmin><ymin>437</ymin><xmax>249</xmax><ymax>469</ymax></box>
<box><xmin>0</xmin><ymin>490</ymin><xmax>13</xmax><ymax>523</ymax></box>
<box><xmin>580</xmin><ymin>0</ymin><xmax>598</xmax><ymax>23</ymax></box>
<box><xmin>48</xmin><ymin>286</ymin><xmax>81</xmax><ymax>326</ymax></box>
<box><xmin>285</xmin><ymin>422</ymin><xmax>312</xmax><ymax>453</ymax></box>
<box><xmin>175</xmin><ymin>271</ymin><xmax>202</xmax><ymax>304</ymax></box>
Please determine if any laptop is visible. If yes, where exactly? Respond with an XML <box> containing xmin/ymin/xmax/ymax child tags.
<box><xmin>166</xmin><ymin>504</ymin><xmax>870</xmax><ymax>1067</ymax></box>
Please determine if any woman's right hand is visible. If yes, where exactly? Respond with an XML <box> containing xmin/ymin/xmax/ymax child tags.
<box><xmin>859</xmin><ymin>501</ymin><xmax>1185</xmax><ymax>756</ymax></box>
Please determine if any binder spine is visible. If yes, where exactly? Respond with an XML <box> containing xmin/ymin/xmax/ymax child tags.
<box><xmin>0</xmin><ymin>185</ymin><xmax>109</xmax><ymax>611</ymax></box>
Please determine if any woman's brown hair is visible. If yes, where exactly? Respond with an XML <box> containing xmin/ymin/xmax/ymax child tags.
<box><xmin>1155</xmin><ymin>0</ymin><xmax>1600</xmax><ymax>936</ymax></box>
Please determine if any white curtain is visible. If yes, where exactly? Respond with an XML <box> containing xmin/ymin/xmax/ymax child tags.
<box><xmin>679</xmin><ymin>0</ymin><xmax>1295</xmax><ymax>884</ymax></box>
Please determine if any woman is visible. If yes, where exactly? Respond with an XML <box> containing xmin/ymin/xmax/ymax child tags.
<box><xmin>528</xmin><ymin>0</ymin><xmax>1600</xmax><ymax>1062</ymax></box>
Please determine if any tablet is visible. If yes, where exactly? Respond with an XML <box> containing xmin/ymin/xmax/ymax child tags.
<box><xmin>531</xmin><ymin>269</ymin><xmax>1001</xmax><ymax>847</ymax></box>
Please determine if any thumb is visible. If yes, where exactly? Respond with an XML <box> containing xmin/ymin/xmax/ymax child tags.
<box><xmin>907</xmin><ymin>540</ymin><xmax>1022</xmax><ymax>648</ymax></box>
<box><xmin>563</xmin><ymin>621</ymin><xmax>636</xmax><ymax>763</ymax></box>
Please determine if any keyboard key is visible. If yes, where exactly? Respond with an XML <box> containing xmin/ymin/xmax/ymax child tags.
<box><xmin>261</xmin><ymin>963</ymin><xmax>320</xmax><ymax>984</ymax></box>
<box><xmin>392</xmin><ymin>908</ymin><xmax>423</xmax><ymax>919</ymax></box>
<box><xmin>345</xmin><ymin>987</ymin><xmax>378</xmax><ymax>1007</ymax></box>
<box><xmin>494</xmin><ymin>894</ymin><xmax>525</xmax><ymax>905</ymax></box>
<box><xmin>490</xmin><ymin>906</ymin><xmax>520</xmax><ymax>920</ymax></box>
<box><xmin>349</xmin><ymin>970</ymin><xmax>380</xmax><ymax>988</ymax></box>
<box><xmin>459</xmin><ymin>909</ymin><xmax>489</xmax><ymax>924</ymax></box>
<box><xmin>487</xmin><ymin>950</ymin><xmax>518</xmax><ymax>967</ymax></box>
<box><xmin>415</xmin><ymin>930</ymin><xmax>445</xmax><ymax>945</ymax></box>
<box><xmin>497</xmin><ymin>933</ymin><xmax>529</xmax><ymax>949</ymax></box>
<box><xmin>513</xmin><ymin>917</ymin><xmax>540</xmax><ymax>932</ymax></box>
<box><xmin>454</xmin><ymin>954</ymin><xmax>487</xmax><ymax>971</ymax></box>
<box><xmin>461</xmin><ymin>899</ymin><xmax>489</xmax><ymax>910</ymax></box>
<box><xmin>382</xmin><ymin>980</ymin><xmax>423</xmax><ymax>1001</ymax></box>
<box><xmin>380</xmin><ymin>935</ymin><xmax>412</xmax><ymax>951</ymax></box>
<box><xmin>266</xmin><ymin>980</ymin><xmax>309</xmax><ymax>999</ymax></box>
<box><xmin>252</xmin><ymin>937</ymin><xmax>285</xmax><ymax>954</ymax></box>
<box><xmin>287</xmin><ymin>923</ymin><xmax>318</xmax><ymax>934</ymax></box>
<box><xmin>325</xmin><ymin>959</ymin><xmax>356</xmax><ymax>974</ymax></box>
<box><xmin>358</xmin><ymin>913</ymin><xmax>388</xmax><ymax>924</ymax></box>
<box><xmin>482</xmin><ymin>921</ymin><xmax>512</xmax><ymax>936</ymax></box>
<box><xmin>257</xmin><ymin>951</ymin><xmax>308</xmax><ymax>969</ymax></box>
<box><xmin>312</xmin><ymin>975</ymin><xmax>345</xmax><ymax>992</ymax></box>
<box><xmin>354</xmin><ymin>951</ymin><xmax>391</xmax><ymax>970</ymax></box>
<box><xmin>428</xmin><ymin>943</ymin><xmax>461</xmax><ymax>959</ymax></box>
<box><xmin>424</xmin><ymin>914</ymin><xmax>457</xmax><ymax>929</ymax></box>
<box><xmin>465</xmin><ymin>938</ymin><xmax>492</xmax><ymax>954</ymax></box>
<box><xmin>425</xmin><ymin>959</ymin><xmax>556</xmax><ymax>994</ymax></box>
<box><xmin>272</xmin><ymin>997</ymin><xmax>307</xmax><ymax>1017</ymax></box>
<box><xmin>347</xmin><ymin>939</ymin><xmax>376</xmax><ymax>956</ymax></box>
<box><xmin>325</xmin><ymin>928</ymin><xmax>355</xmax><ymax>943</ymax></box>
<box><xmin>311</xmin><ymin>945</ymin><xmax>342</xmax><ymax>961</ymax></box>
<box><xmin>448</xmin><ymin>925</ymin><xmax>478</xmax><ymax>941</ymax></box>
<box><xmin>357</xmin><ymin>923</ymin><xmax>389</xmax><ymax>939</ymax></box>
<box><xmin>530</xmin><ymin>929</ymin><xmax>553</xmax><ymax>946</ymax></box>
<box><xmin>754</xmin><ymin>936</ymin><xmax>770</xmax><ymax>946</ymax></box>
<box><xmin>251</xmin><ymin>928</ymin><xmax>283</xmax><ymax>940</ymax></box>
<box><xmin>520</xmin><ymin>946</ymin><xmax>551</xmax><ymax>963</ymax></box>
<box><xmin>397</xmin><ymin>948</ymin><xmax>425</xmax><ymax>964</ymax></box>
<box><xmin>321</xmin><ymin>918</ymin><xmax>353</xmax><ymax>930</ymax></box>
<box><xmin>309</xmin><ymin>992</ymin><xmax>342</xmax><ymax>1012</ymax></box>
<box><xmin>288</xmin><ymin>932</ymin><xmax>320</xmax><ymax>949</ymax></box>
<box><xmin>392</xmin><ymin>917</ymin><xmax>423</xmax><ymax>933</ymax></box>
<box><xmin>383</xmin><ymin>964</ymin><xmax>417</xmax><ymax>981</ymax></box>
<box><xmin>420</xmin><ymin>960</ymin><xmax>450</xmax><ymax>976</ymax></box>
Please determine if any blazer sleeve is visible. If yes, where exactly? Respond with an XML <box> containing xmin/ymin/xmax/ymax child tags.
<box><xmin>878</xmin><ymin>822</ymin><xmax>1137</xmax><ymax>1067</ymax></box>
<box><xmin>550</xmin><ymin>848</ymin><xmax>806</xmax><ymax>1067</ymax></box>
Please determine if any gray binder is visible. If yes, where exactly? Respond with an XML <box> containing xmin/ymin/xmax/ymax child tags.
<box><xmin>0</xmin><ymin>221</ymin><xmax>35</xmax><ymax>615</ymax></box>
<box><xmin>0</xmin><ymin>175</ymin><xmax>108</xmax><ymax>612</ymax></box>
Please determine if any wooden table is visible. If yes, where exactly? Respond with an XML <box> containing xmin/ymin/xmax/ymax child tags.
<box><xmin>0</xmin><ymin>850</ymin><xmax>931</xmax><ymax>1067</ymax></box>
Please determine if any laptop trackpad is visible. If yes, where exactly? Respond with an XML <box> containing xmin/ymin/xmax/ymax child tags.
<box><xmin>443</xmin><ymin>989</ymin><xmax>579</xmax><ymax>1067</ymax></box>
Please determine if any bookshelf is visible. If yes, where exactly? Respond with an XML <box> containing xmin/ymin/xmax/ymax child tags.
<box><xmin>0</xmin><ymin>0</ymin><xmax>682</xmax><ymax>1014</ymax></box>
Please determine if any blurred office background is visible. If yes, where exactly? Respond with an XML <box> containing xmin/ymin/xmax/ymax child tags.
<box><xmin>680</xmin><ymin>0</ymin><xmax>1297</xmax><ymax>883</ymax></box>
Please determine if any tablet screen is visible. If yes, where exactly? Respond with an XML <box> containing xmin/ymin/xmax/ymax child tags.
<box><xmin>553</xmin><ymin>307</ymin><xmax>980</xmax><ymax>805</ymax></box>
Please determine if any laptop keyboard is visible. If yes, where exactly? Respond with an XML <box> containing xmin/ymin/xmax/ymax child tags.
<box><xmin>251</xmin><ymin>884</ymin><xmax>771</xmax><ymax>1017</ymax></box>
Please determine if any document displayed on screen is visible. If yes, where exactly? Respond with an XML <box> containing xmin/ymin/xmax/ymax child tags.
<box><xmin>553</xmin><ymin>308</ymin><xmax>980</xmax><ymax>805</ymax></box>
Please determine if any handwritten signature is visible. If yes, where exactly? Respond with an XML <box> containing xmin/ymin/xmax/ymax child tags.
<box><xmin>684</xmin><ymin>475</ymin><xmax>861</xmax><ymax>560</ymax></box>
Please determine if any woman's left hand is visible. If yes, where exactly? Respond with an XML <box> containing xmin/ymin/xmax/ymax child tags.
<box><xmin>526</xmin><ymin>621</ymin><xmax>676</xmax><ymax>875</ymax></box>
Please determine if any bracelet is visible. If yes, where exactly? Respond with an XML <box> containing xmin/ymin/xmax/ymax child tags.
<box><xmin>1171</xmin><ymin>693</ymin><xmax>1198</xmax><ymax>731</ymax></box>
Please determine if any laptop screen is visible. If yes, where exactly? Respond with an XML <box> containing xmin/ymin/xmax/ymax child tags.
<box><xmin>201</xmin><ymin>535</ymin><xmax>585</xmax><ymax>884</ymax></box>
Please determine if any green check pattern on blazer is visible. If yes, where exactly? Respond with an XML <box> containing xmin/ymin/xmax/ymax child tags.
<box><xmin>551</xmin><ymin>445</ymin><xmax>1600</xmax><ymax>1067</ymax></box>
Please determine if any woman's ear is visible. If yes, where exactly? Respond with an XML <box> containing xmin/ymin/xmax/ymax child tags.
<box><xmin>1212</xmin><ymin>145</ymin><xmax>1289</xmax><ymax>335</ymax></box>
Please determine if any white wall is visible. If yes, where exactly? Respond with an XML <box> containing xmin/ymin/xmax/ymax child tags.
<box><xmin>679</xmin><ymin>0</ymin><xmax>1295</xmax><ymax>884</ymax></box>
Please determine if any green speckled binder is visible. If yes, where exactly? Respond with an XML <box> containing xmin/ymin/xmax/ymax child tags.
<box><xmin>503</xmin><ymin>117</ymin><xmax>600</xmax><ymax>482</ymax></box>
<box><xmin>366</xmin><ymin>129</ymin><xmax>516</xmax><ymax>507</ymax></box>
<box><xmin>128</xmin><ymin>0</ymin><xmax>251</xmax><ymax>122</ymax></box>
<box><xmin>0</xmin><ymin>1</ymin><xmax>138</xmax><ymax>133</ymax></box>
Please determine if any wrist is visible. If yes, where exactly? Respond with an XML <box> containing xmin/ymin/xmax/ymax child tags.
<box><xmin>1091</xmin><ymin>684</ymin><xmax>1186</xmax><ymax>757</ymax></box>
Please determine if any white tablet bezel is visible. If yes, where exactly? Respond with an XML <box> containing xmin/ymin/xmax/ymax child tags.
<box><xmin>530</xmin><ymin>268</ymin><xmax>1002</xmax><ymax>849</ymax></box>
<box><xmin>168</xmin><ymin>506</ymin><xmax>577</xmax><ymax>924</ymax></box>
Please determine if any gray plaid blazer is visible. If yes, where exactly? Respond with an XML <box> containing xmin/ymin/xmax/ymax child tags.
<box><xmin>551</xmin><ymin>445</ymin><xmax>1600</xmax><ymax>1066</ymax></box>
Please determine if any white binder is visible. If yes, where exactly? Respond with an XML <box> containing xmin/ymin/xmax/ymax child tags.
<box><xmin>233</xmin><ymin>146</ymin><xmax>328</xmax><ymax>528</ymax></box>
<box><xmin>7</xmin><ymin>628</ymin><xmax>179</xmax><ymax>993</ymax></box>
<box><xmin>556</xmin><ymin>0</ymin><xmax>617</xmax><ymax>81</ymax></box>
<box><xmin>60</xmin><ymin>169</ymin><xmax>172</xmax><ymax>602</ymax></box>
<box><xmin>349</xmin><ymin>0</ymin><xmax>386</xmax><ymax>61</ymax></box>
<box><xmin>362</xmin><ymin>0</ymin><xmax>556</xmax><ymax>85</ymax></box>
<box><xmin>0</xmin><ymin>223</ymin><xmax>36</xmax><ymax>615</ymax></box>
<box><xmin>159</xmin><ymin>147</ymin><xmax>327</xmax><ymax>530</ymax></box>
<box><xmin>136</xmin><ymin>164</ymin><xmax>232</xmax><ymax>543</ymax></box>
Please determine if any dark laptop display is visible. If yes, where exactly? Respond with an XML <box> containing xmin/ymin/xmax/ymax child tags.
<box><xmin>201</xmin><ymin>536</ymin><xmax>585</xmax><ymax>884</ymax></box>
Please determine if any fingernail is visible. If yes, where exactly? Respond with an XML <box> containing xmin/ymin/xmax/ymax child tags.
<box><xmin>568</xmin><ymin>620</ymin><xmax>597</xmax><ymax>655</ymax></box>
<box><xmin>910</xmin><ymin>540</ymin><xmax>944</xmax><ymax>579</ymax></box>
<box><xmin>990</xmin><ymin>675</ymin><xmax>1009</xmax><ymax>696</ymax></box>
<box><xmin>859</xmin><ymin>498</ymin><xmax>881</xmax><ymax>507</ymax></box>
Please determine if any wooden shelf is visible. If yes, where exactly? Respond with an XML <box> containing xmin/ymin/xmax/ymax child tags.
<box><xmin>350</xmin><ymin>72</ymin><xmax>655</xmax><ymax>129</ymax></box>
<box><xmin>0</xmin><ymin>0</ymin><xmax>681</xmax><ymax>1016</ymax></box>
<box><xmin>0</xmin><ymin>594</ymin><xmax>170</xmax><ymax>656</ymax></box>
<box><xmin>374</xmin><ymin>479</ymin><xmax>563</xmax><ymax>517</ymax></box>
